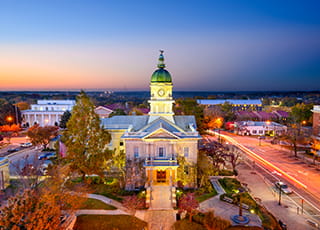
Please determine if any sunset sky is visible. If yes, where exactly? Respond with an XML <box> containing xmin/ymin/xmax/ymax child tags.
<box><xmin>1</xmin><ymin>0</ymin><xmax>320</xmax><ymax>91</ymax></box>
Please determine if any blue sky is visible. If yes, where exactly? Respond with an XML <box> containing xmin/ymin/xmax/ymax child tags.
<box><xmin>0</xmin><ymin>0</ymin><xmax>319</xmax><ymax>91</ymax></box>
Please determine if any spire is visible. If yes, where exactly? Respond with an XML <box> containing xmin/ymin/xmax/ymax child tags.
<box><xmin>157</xmin><ymin>50</ymin><xmax>165</xmax><ymax>69</ymax></box>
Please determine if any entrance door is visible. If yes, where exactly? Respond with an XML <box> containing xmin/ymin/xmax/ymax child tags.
<box><xmin>156</xmin><ymin>170</ymin><xmax>166</xmax><ymax>183</ymax></box>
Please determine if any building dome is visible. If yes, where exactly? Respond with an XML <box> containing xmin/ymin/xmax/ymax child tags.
<box><xmin>151</xmin><ymin>51</ymin><xmax>172</xmax><ymax>83</ymax></box>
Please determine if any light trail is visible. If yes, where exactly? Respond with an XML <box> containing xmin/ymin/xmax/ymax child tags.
<box><xmin>208</xmin><ymin>130</ymin><xmax>308</xmax><ymax>189</ymax></box>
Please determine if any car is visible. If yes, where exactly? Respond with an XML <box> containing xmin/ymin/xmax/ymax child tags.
<box><xmin>38</xmin><ymin>152</ymin><xmax>56</xmax><ymax>160</ymax></box>
<box><xmin>275</xmin><ymin>181</ymin><xmax>293</xmax><ymax>194</ymax></box>
<box><xmin>7</xmin><ymin>148</ymin><xmax>20</xmax><ymax>153</ymax></box>
<box><xmin>40</xmin><ymin>160</ymin><xmax>53</xmax><ymax>175</ymax></box>
<box><xmin>20</xmin><ymin>142</ymin><xmax>33</xmax><ymax>148</ymax></box>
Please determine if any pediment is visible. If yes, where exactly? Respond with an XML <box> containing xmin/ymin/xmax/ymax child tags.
<box><xmin>144</xmin><ymin>128</ymin><xmax>179</xmax><ymax>139</ymax></box>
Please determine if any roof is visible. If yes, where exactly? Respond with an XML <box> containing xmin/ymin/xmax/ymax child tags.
<box><xmin>197</xmin><ymin>99</ymin><xmax>262</xmax><ymax>105</ymax></box>
<box><xmin>101</xmin><ymin>115</ymin><xmax>201</xmax><ymax>139</ymax></box>
<box><xmin>151</xmin><ymin>69</ymin><xmax>172</xmax><ymax>83</ymax></box>
<box><xmin>236</xmin><ymin>121</ymin><xmax>286</xmax><ymax>127</ymax></box>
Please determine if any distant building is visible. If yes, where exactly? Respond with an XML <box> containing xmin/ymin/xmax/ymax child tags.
<box><xmin>235</xmin><ymin>121</ymin><xmax>287</xmax><ymax>136</ymax></box>
<box><xmin>312</xmin><ymin>105</ymin><xmax>320</xmax><ymax>136</ymax></box>
<box><xmin>22</xmin><ymin>100</ymin><xmax>75</xmax><ymax>127</ymax></box>
<box><xmin>94</xmin><ymin>106</ymin><xmax>114</xmax><ymax>119</ymax></box>
<box><xmin>0</xmin><ymin>157</ymin><xmax>9</xmax><ymax>190</ymax></box>
<box><xmin>311</xmin><ymin>105</ymin><xmax>320</xmax><ymax>156</ymax></box>
<box><xmin>197</xmin><ymin>99</ymin><xmax>262</xmax><ymax>111</ymax></box>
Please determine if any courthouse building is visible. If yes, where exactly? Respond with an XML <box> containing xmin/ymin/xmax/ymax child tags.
<box><xmin>101</xmin><ymin>52</ymin><xmax>200</xmax><ymax>207</ymax></box>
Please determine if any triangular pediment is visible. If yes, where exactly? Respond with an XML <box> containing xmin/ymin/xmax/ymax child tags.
<box><xmin>144</xmin><ymin>128</ymin><xmax>180</xmax><ymax>139</ymax></box>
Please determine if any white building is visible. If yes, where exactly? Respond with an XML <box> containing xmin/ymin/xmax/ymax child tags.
<box><xmin>235</xmin><ymin>121</ymin><xmax>287</xmax><ymax>136</ymax></box>
<box><xmin>102</xmin><ymin>52</ymin><xmax>201</xmax><ymax>208</ymax></box>
<box><xmin>22</xmin><ymin>100</ymin><xmax>75</xmax><ymax>127</ymax></box>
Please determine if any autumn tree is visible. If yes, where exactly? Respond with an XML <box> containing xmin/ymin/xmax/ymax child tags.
<box><xmin>178</xmin><ymin>193</ymin><xmax>199</xmax><ymax>222</ymax></box>
<box><xmin>63</xmin><ymin>91</ymin><xmax>112</xmax><ymax>182</ymax></box>
<box><xmin>14</xmin><ymin>101</ymin><xmax>30</xmax><ymax>111</ymax></box>
<box><xmin>27</xmin><ymin>124</ymin><xmax>59</xmax><ymax>149</ymax></box>
<box><xmin>59</xmin><ymin>110</ymin><xmax>72</xmax><ymax>129</ymax></box>
<box><xmin>197</xmin><ymin>150</ymin><xmax>214</xmax><ymax>191</ymax></box>
<box><xmin>0</xmin><ymin>164</ymin><xmax>87</xmax><ymax>230</ymax></box>
<box><xmin>0</xmin><ymin>124</ymin><xmax>20</xmax><ymax>143</ymax></box>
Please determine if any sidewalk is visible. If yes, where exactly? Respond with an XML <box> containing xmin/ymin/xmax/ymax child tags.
<box><xmin>237</xmin><ymin>162</ymin><xmax>310</xmax><ymax>230</ymax></box>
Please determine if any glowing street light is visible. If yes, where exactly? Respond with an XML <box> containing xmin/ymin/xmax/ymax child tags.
<box><xmin>6</xmin><ymin>116</ymin><xmax>13</xmax><ymax>124</ymax></box>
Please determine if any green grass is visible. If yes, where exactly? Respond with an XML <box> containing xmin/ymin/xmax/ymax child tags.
<box><xmin>196</xmin><ymin>190</ymin><xmax>218</xmax><ymax>202</ymax></box>
<box><xmin>79</xmin><ymin>198</ymin><xmax>117</xmax><ymax>210</ymax></box>
<box><xmin>173</xmin><ymin>219</ymin><xmax>206</xmax><ymax>230</ymax></box>
<box><xmin>74</xmin><ymin>215</ymin><xmax>147</xmax><ymax>230</ymax></box>
<box><xmin>218</xmin><ymin>177</ymin><xmax>241</xmax><ymax>194</ymax></box>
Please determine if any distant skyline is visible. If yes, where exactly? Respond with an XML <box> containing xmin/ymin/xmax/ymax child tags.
<box><xmin>1</xmin><ymin>1</ymin><xmax>320</xmax><ymax>91</ymax></box>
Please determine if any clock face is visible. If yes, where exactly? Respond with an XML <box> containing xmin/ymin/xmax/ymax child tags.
<box><xmin>158</xmin><ymin>89</ymin><xmax>165</xmax><ymax>97</ymax></box>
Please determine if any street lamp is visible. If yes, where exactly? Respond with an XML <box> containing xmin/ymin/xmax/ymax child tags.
<box><xmin>6</xmin><ymin>116</ymin><xmax>13</xmax><ymax>125</ymax></box>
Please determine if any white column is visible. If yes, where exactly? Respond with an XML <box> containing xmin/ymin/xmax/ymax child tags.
<box><xmin>41</xmin><ymin>114</ymin><xmax>44</xmax><ymax>126</ymax></box>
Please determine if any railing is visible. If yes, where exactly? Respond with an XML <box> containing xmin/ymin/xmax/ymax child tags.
<box><xmin>144</xmin><ymin>156</ymin><xmax>178</xmax><ymax>167</ymax></box>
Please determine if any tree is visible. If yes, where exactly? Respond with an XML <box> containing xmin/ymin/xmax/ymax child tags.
<box><xmin>63</xmin><ymin>91</ymin><xmax>112</xmax><ymax>182</ymax></box>
<box><xmin>225</xmin><ymin>145</ymin><xmax>242</xmax><ymax>175</ymax></box>
<box><xmin>197</xmin><ymin>150</ymin><xmax>214</xmax><ymax>190</ymax></box>
<box><xmin>27</xmin><ymin>124</ymin><xmax>59</xmax><ymax>149</ymax></box>
<box><xmin>203</xmin><ymin>211</ymin><xmax>231</xmax><ymax>230</ymax></box>
<box><xmin>290</xmin><ymin>103</ymin><xmax>313</xmax><ymax>129</ymax></box>
<box><xmin>0</xmin><ymin>124</ymin><xmax>20</xmax><ymax>143</ymax></box>
<box><xmin>174</xmin><ymin>98</ymin><xmax>207</xmax><ymax>134</ymax></box>
<box><xmin>0</xmin><ymin>102</ymin><xmax>21</xmax><ymax>125</ymax></box>
<box><xmin>279</xmin><ymin>126</ymin><xmax>309</xmax><ymax>158</ymax></box>
<box><xmin>0</xmin><ymin>164</ymin><xmax>87</xmax><ymax>230</ymax></box>
<box><xmin>59</xmin><ymin>110</ymin><xmax>72</xmax><ymax>128</ymax></box>
<box><xmin>178</xmin><ymin>193</ymin><xmax>199</xmax><ymax>222</ymax></box>
<box><xmin>220</xmin><ymin>102</ymin><xmax>236</xmax><ymax>122</ymax></box>
<box><xmin>109</xmin><ymin>108</ymin><xmax>126</xmax><ymax>117</ymax></box>
<box><xmin>14</xmin><ymin>101</ymin><xmax>30</xmax><ymax>111</ymax></box>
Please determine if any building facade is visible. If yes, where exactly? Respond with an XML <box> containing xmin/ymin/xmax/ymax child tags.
<box><xmin>235</xmin><ymin>121</ymin><xmax>287</xmax><ymax>136</ymax></box>
<box><xmin>22</xmin><ymin>100</ymin><xmax>75</xmax><ymax>127</ymax></box>
<box><xmin>102</xmin><ymin>52</ymin><xmax>201</xmax><ymax>207</ymax></box>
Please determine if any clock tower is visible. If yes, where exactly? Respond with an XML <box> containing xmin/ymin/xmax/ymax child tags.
<box><xmin>148</xmin><ymin>51</ymin><xmax>175</xmax><ymax>123</ymax></box>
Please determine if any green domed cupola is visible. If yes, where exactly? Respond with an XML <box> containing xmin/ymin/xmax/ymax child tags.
<box><xmin>151</xmin><ymin>50</ymin><xmax>172</xmax><ymax>83</ymax></box>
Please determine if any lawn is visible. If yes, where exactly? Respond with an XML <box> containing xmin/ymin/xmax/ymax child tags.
<box><xmin>196</xmin><ymin>190</ymin><xmax>218</xmax><ymax>202</ymax></box>
<box><xmin>73</xmin><ymin>215</ymin><xmax>147</xmax><ymax>230</ymax></box>
<box><xmin>79</xmin><ymin>197</ymin><xmax>116</xmax><ymax>210</ymax></box>
<box><xmin>173</xmin><ymin>219</ymin><xmax>206</xmax><ymax>230</ymax></box>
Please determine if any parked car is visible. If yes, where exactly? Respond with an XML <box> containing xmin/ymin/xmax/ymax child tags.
<box><xmin>20</xmin><ymin>142</ymin><xmax>33</xmax><ymax>148</ymax></box>
<box><xmin>38</xmin><ymin>152</ymin><xmax>56</xmax><ymax>160</ymax></box>
<box><xmin>40</xmin><ymin>160</ymin><xmax>53</xmax><ymax>175</ymax></box>
<box><xmin>7</xmin><ymin>148</ymin><xmax>20</xmax><ymax>153</ymax></box>
<box><xmin>275</xmin><ymin>181</ymin><xmax>293</xmax><ymax>194</ymax></box>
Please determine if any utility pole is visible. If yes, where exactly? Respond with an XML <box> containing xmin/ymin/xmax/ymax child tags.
<box><xmin>278</xmin><ymin>186</ymin><xmax>282</xmax><ymax>206</ymax></box>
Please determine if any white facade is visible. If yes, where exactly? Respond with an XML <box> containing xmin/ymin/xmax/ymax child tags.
<box><xmin>236</xmin><ymin>121</ymin><xmax>287</xmax><ymax>136</ymax></box>
<box><xmin>22</xmin><ymin>100</ymin><xmax>75</xmax><ymax>127</ymax></box>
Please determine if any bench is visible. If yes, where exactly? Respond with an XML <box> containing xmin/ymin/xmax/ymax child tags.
<box><xmin>239</xmin><ymin>203</ymin><xmax>250</xmax><ymax>210</ymax></box>
<box><xmin>306</xmin><ymin>219</ymin><xmax>319</xmax><ymax>228</ymax></box>
<box><xmin>223</xmin><ymin>197</ymin><xmax>234</xmax><ymax>203</ymax></box>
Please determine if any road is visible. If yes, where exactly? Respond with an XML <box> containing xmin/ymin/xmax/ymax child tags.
<box><xmin>0</xmin><ymin>137</ymin><xmax>42</xmax><ymax>176</ymax></box>
<box><xmin>207</xmin><ymin>130</ymin><xmax>320</xmax><ymax>227</ymax></box>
